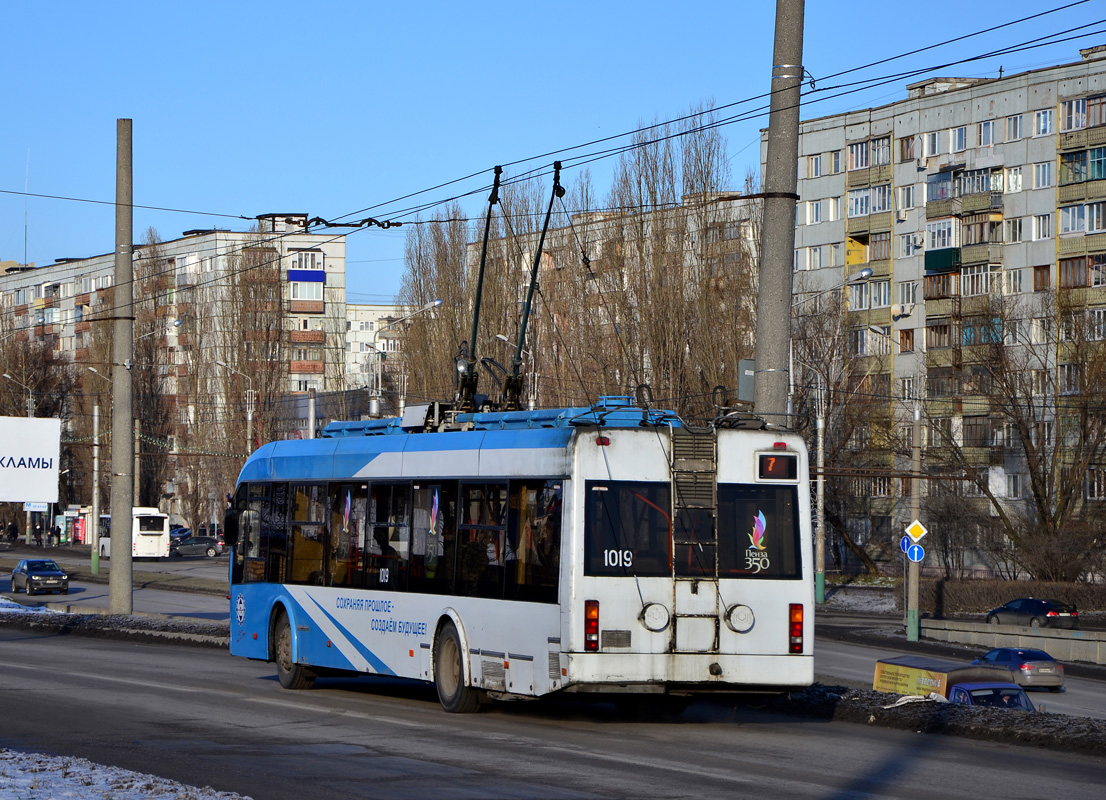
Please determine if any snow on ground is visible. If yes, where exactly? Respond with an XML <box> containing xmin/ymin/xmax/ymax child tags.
<box><xmin>822</xmin><ymin>584</ymin><xmax>899</xmax><ymax>614</ymax></box>
<box><xmin>0</xmin><ymin>749</ymin><xmax>250</xmax><ymax>799</ymax></box>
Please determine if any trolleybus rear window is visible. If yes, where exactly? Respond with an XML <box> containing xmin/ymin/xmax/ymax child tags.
<box><xmin>717</xmin><ymin>484</ymin><xmax>801</xmax><ymax>579</ymax></box>
<box><xmin>584</xmin><ymin>481</ymin><xmax>671</xmax><ymax>577</ymax></box>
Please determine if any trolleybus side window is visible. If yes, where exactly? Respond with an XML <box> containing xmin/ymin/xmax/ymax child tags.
<box><xmin>368</xmin><ymin>483</ymin><xmax>410</xmax><ymax>591</ymax></box>
<box><xmin>328</xmin><ymin>483</ymin><xmax>368</xmax><ymax>588</ymax></box>
<box><xmin>505</xmin><ymin>480</ymin><xmax>562</xmax><ymax>603</ymax></box>
<box><xmin>584</xmin><ymin>481</ymin><xmax>671</xmax><ymax>577</ymax></box>
<box><xmin>717</xmin><ymin>484</ymin><xmax>802</xmax><ymax>579</ymax></box>
<box><xmin>408</xmin><ymin>483</ymin><xmax>457</xmax><ymax>595</ymax></box>
<box><xmin>239</xmin><ymin>482</ymin><xmax>266</xmax><ymax>583</ymax></box>
<box><xmin>457</xmin><ymin>483</ymin><xmax>508</xmax><ymax>599</ymax></box>
<box><xmin>266</xmin><ymin>483</ymin><xmax>290</xmax><ymax>583</ymax></box>
<box><xmin>289</xmin><ymin>484</ymin><xmax>327</xmax><ymax>585</ymax></box>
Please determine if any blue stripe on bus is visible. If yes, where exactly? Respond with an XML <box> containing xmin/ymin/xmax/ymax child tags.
<box><xmin>304</xmin><ymin>594</ymin><xmax>397</xmax><ymax>676</ymax></box>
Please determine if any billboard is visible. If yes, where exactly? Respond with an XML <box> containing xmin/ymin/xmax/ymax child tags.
<box><xmin>0</xmin><ymin>416</ymin><xmax>61</xmax><ymax>503</ymax></box>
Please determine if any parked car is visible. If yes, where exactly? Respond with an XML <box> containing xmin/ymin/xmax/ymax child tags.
<box><xmin>948</xmin><ymin>682</ymin><xmax>1036</xmax><ymax>711</ymax></box>
<box><xmin>984</xmin><ymin>598</ymin><xmax>1079</xmax><ymax>629</ymax></box>
<box><xmin>169</xmin><ymin>526</ymin><xmax>191</xmax><ymax>541</ymax></box>
<box><xmin>10</xmin><ymin>559</ymin><xmax>69</xmax><ymax>595</ymax></box>
<box><xmin>170</xmin><ymin>536</ymin><xmax>224</xmax><ymax>558</ymax></box>
<box><xmin>971</xmin><ymin>647</ymin><xmax>1065</xmax><ymax>692</ymax></box>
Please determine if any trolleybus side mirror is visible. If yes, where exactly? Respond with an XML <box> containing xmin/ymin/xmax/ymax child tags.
<box><xmin>223</xmin><ymin>509</ymin><xmax>239</xmax><ymax>549</ymax></box>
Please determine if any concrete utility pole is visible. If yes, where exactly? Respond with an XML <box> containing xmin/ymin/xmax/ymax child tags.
<box><xmin>754</xmin><ymin>0</ymin><xmax>806</xmax><ymax>425</ymax></box>
<box><xmin>108</xmin><ymin>118</ymin><xmax>134</xmax><ymax>615</ymax></box>
<box><xmin>308</xmin><ymin>388</ymin><xmax>316</xmax><ymax>439</ymax></box>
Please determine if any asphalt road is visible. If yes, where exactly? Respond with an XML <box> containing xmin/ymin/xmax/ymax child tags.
<box><xmin>1</xmin><ymin>629</ymin><xmax>1102</xmax><ymax>800</ymax></box>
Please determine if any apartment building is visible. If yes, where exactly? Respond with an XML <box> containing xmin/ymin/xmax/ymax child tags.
<box><xmin>780</xmin><ymin>46</ymin><xmax>1106</xmax><ymax>573</ymax></box>
<box><xmin>0</xmin><ymin>214</ymin><xmax>347</xmax><ymax>524</ymax></box>
<box><xmin>345</xmin><ymin>302</ymin><xmax>405</xmax><ymax>390</ymax></box>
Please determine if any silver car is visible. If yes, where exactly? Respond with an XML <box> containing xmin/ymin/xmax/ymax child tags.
<box><xmin>971</xmin><ymin>647</ymin><xmax>1064</xmax><ymax>692</ymax></box>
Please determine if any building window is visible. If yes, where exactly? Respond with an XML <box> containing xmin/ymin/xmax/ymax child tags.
<box><xmin>899</xmin><ymin>375</ymin><xmax>915</xmax><ymax>400</ymax></box>
<box><xmin>1003</xmin><ymin>268</ymin><xmax>1024</xmax><ymax>295</ymax></box>
<box><xmin>847</xmin><ymin>328</ymin><xmax>869</xmax><ymax>355</ymax></box>
<box><xmin>1088</xmin><ymin>467</ymin><xmax>1106</xmax><ymax>501</ymax></box>
<box><xmin>1006</xmin><ymin>114</ymin><xmax>1022</xmax><ymax>141</ymax></box>
<box><xmin>899</xmin><ymin>234</ymin><xmax>919</xmax><ymax>257</ymax></box>
<box><xmin>1059</xmin><ymin>257</ymin><xmax>1089</xmax><ymax>288</ymax></box>
<box><xmin>1034</xmin><ymin>265</ymin><xmax>1051</xmax><ymax>291</ymax></box>
<box><xmin>870</xmin><ymin>232</ymin><xmax>892</xmax><ymax>260</ymax></box>
<box><xmin>1060</xmin><ymin>151</ymin><xmax>1087</xmax><ymax>185</ymax></box>
<box><xmin>1060</xmin><ymin>363</ymin><xmax>1081</xmax><ymax>394</ymax></box>
<box><xmin>290</xmin><ymin>251</ymin><xmax>323</xmax><ymax>270</ymax></box>
<box><xmin>848</xmin><ymin>282</ymin><xmax>869</xmax><ymax>310</ymax></box>
<box><xmin>290</xmin><ymin>281</ymin><xmax>323</xmax><ymax>301</ymax></box>
<box><xmin>871</xmin><ymin>136</ymin><xmax>891</xmax><ymax>166</ymax></box>
<box><xmin>1004</xmin><ymin>217</ymin><xmax>1023</xmax><ymax>243</ymax></box>
<box><xmin>1061</xmin><ymin>98</ymin><xmax>1087</xmax><ymax>131</ymax></box>
<box><xmin>1003</xmin><ymin>318</ymin><xmax>1024</xmax><ymax>344</ymax></box>
<box><xmin>961</xmin><ymin>264</ymin><xmax>996</xmax><ymax>296</ymax></box>
<box><xmin>831</xmin><ymin>150</ymin><xmax>842</xmax><ymax>173</ymax></box>
<box><xmin>807</xmin><ymin>200</ymin><xmax>821</xmax><ymax>224</ymax></box>
<box><xmin>848</xmin><ymin>141</ymin><xmax>869</xmax><ymax>170</ymax></box>
<box><xmin>1092</xmin><ymin>307</ymin><xmax>1106</xmax><ymax>340</ymax></box>
<box><xmin>899</xmin><ymin>185</ymin><xmax>915</xmax><ymax>210</ymax></box>
<box><xmin>950</xmin><ymin>126</ymin><xmax>967</xmax><ymax>152</ymax></box>
<box><xmin>1033</xmin><ymin>214</ymin><xmax>1052</xmax><ymax>240</ymax></box>
<box><xmin>1059</xmin><ymin>205</ymin><xmax>1087</xmax><ymax>235</ymax></box>
<box><xmin>924</xmin><ymin>131</ymin><xmax>941</xmax><ymax>157</ymax></box>
<box><xmin>1093</xmin><ymin>253</ymin><xmax>1106</xmax><ymax>287</ymax></box>
<box><xmin>870</xmin><ymin>184</ymin><xmax>892</xmax><ymax>214</ymax></box>
<box><xmin>898</xmin><ymin>136</ymin><xmax>915</xmax><ymax>162</ymax></box>
<box><xmin>964</xmin><ymin>417</ymin><xmax>993</xmax><ymax>447</ymax></box>
<box><xmin>926</xmin><ymin>219</ymin><xmax>957</xmax><ymax>249</ymax></box>
<box><xmin>871</xmin><ymin>280</ymin><xmax>891</xmax><ymax>308</ymax></box>
<box><xmin>1034</xmin><ymin>109</ymin><xmax>1053</xmax><ymax>136</ymax></box>
<box><xmin>978</xmin><ymin>120</ymin><xmax>995</xmax><ymax>147</ymax></box>
<box><xmin>1090</xmin><ymin>147</ymin><xmax>1106</xmax><ymax>181</ymax></box>
<box><xmin>807</xmin><ymin>154</ymin><xmax>822</xmax><ymax>177</ymax></box>
<box><xmin>1033</xmin><ymin>162</ymin><xmax>1053</xmax><ymax>189</ymax></box>
<box><xmin>808</xmin><ymin>246</ymin><xmax>823</xmax><ymax>270</ymax></box>
<box><xmin>1004</xmin><ymin>166</ymin><xmax>1022</xmax><ymax>193</ymax></box>
<box><xmin>847</xmin><ymin>188</ymin><xmax>870</xmax><ymax>217</ymax></box>
<box><xmin>927</xmin><ymin>367</ymin><xmax>957</xmax><ymax>397</ymax></box>
<box><xmin>898</xmin><ymin>280</ymin><xmax>918</xmax><ymax>306</ymax></box>
<box><xmin>926</xmin><ymin>319</ymin><xmax>952</xmax><ymax>349</ymax></box>
<box><xmin>927</xmin><ymin>171</ymin><xmax>955</xmax><ymax>201</ymax></box>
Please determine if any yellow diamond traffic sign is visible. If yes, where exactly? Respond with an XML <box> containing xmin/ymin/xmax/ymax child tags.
<box><xmin>906</xmin><ymin>520</ymin><xmax>928</xmax><ymax>543</ymax></box>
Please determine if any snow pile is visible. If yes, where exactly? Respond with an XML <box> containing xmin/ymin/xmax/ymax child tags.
<box><xmin>0</xmin><ymin>749</ymin><xmax>250</xmax><ymax>799</ymax></box>
<box><xmin>823</xmin><ymin>585</ymin><xmax>898</xmax><ymax>614</ymax></box>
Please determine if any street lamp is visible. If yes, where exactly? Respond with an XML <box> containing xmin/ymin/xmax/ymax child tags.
<box><xmin>789</xmin><ymin>266</ymin><xmax>872</xmax><ymax>605</ymax></box>
<box><xmin>3</xmin><ymin>372</ymin><xmax>35</xmax><ymax>545</ymax></box>
<box><xmin>368</xmin><ymin>299</ymin><xmax>444</xmax><ymax>418</ymax></box>
<box><xmin>86</xmin><ymin>367</ymin><xmax>113</xmax><ymax>572</ymax></box>
<box><xmin>215</xmin><ymin>360</ymin><xmax>255</xmax><ymax>454</ymax></box>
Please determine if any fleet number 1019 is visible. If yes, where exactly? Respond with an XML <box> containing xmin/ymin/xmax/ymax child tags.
<box><xmin>603</xmin><ymin>549</ymin><xmax>633</xmax><ymax>568</ymax></box>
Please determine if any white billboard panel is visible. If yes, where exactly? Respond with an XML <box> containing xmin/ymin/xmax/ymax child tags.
<box><xmin>0</xmin><ymin>416</ymin><xmax>61</xmax><ymax>503</ymax></box>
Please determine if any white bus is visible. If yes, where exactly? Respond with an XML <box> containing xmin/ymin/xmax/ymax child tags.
<box><xmin>225</xmin><ymin>398</ymin><xmax>813</xmax><ymax>713</ymax></box>
<box><xmin>98</xmin><ymin>507</ymin><xmax>171</xmax><ymax>559</ymax></box>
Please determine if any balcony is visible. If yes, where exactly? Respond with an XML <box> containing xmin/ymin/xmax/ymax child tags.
<box><xmin>291</xmin><ymin>330</ymin><xmax>327</xmax><ymax>344</ymax></box>
<box><xmin>924</xmin><ymin>271</ymin><xmax>958</xmax><ymax>299</ymax></box>
<box><xmin>960</xmin><ymin>191</ymin><xmax>1002</xmax><ymax>214</ymax></box>
<box><xmin>289</xmin><ymin>300</ymin><xmax>324</xmax><ymax>314</ymax></box>
<box><xmin>290</xmin><ymin>360</ymin><xmax>325</xmax><ymax>374</ymax></box>
<box><xmin>926</xmin><ymin>197</ymin><xmax>962</xmax><ymax>219</ymax></box>
<box><xmin>1059</xmin><ymin>129</ymin><xmax>1087</xmax><ymax>151</ymax></box>
<box><xmin>925</xmin><ymin>248</ymin><xmax>961</xmax><ymax>274</ymax></box>
<box><xmin>960</xmin><ymin>243</ymin><xmax>1002</xmax><ymax>265</ymax></box>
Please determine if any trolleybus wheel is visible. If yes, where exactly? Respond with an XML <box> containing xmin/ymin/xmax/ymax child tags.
<box><xmin>434</xmin><ymin>621</ymin><xmax>481</xmax><ymax>713</ymax></box>
<box><xmin>275</xmin><ymin>611</ymin><xmax>316</xmax><ymax>690</ymax></box>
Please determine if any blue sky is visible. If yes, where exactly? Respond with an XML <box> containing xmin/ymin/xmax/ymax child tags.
<box><xmin>1</xmin><ymin>1</ymin><xmax>1101</xmax><ymax>302</ymax></box>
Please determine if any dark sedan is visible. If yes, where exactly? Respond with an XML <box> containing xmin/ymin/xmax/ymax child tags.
<box><xmin>10</xmin><ymin>559</ymin><xmax>69</xmax><ymax>595</ymax></box>
<box><xmin>971</xmin><ymin>647</ymin><xmax>1065</xmax><ymax>691</ymax></box>
<box><xmin>948</xmin><ymin>682</ymin><xmax>1036</xmax><ymax>711</ymax></box>
<box><xmin>985</xmin><ymin>597</ymin><xmax>1079</xmax><ymax>629</ymax></box>
<box><xmin>170</xmin><ymin>536</ymin><xmax>224</xmax><ymax>558</ymax></box>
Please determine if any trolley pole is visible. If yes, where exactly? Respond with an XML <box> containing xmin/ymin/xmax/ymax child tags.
<box><xmin>108</xmin><ymin>118</ymin><xmax>134</xmax><ymax>615</ymax></box>
<box><xmin>754</xmin><ymin>0</ymin><xmax>805</xmax><ymax>424</ymax></box>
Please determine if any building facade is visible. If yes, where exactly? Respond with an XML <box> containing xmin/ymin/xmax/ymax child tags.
<box><xmin>779</xmin><ymin>47</ymin><xmax>1106</xmax><ymax>577</ymax></box>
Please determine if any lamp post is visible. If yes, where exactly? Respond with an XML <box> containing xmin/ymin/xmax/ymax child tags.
<box><xmin>368</xmin><ymin>299</ymin><xmax>443</xmax><ymax>418</ymax></box>
<box><xmin>87</xmin><ymin>367</ymin><xmax>114</xmax><ymax>572</ymax></box>
<box><xmin>865</xmin><ymin>323</ymin><xmax>923</xmax><ymax>642</ymax></box>
<box><xmin>215</xmin><ymin>361</ymin><xmax>255</xmax><ymax>454</ymax></box>
<box><xmin>790</xmin><ymin>266</ymin><xmax>872</xmax><ymax>604</ymax></box>
<box><xmin>3</xmin><ymin>372</ymin><xmax>35</xmax><ymax>545</ymax></box>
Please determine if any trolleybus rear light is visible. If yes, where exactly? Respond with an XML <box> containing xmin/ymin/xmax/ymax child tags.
<box><xmin>585</xmin><ymin>600</ymin><xmax>600</xmax><ymax>652</ymax></box>
<box><xmin>788</xmin><ymin>603</ymin><xmax>803</xmax><ymax>654</ymax></box>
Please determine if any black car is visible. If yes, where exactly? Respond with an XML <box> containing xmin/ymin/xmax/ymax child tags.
<box><xmin>170</xmin><ymin>536</ymin><xmax>224</xmax><ymax>558</ymax></box>
<box><xmin>169</xmin><ymin>526</ymin><xmax>191</xmax><ymax>541</ymax></box>
<box><xmin>10</xmin><ymin>559</ymin><xmax>69</xmax><ymax>595</ymax></box>
<box><xmin>985</xmin><ymin>598</ymin><xmax>1079</xmax><ymax>629</ymax></box>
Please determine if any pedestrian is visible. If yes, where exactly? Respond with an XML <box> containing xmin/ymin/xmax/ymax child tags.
<box><xmin>52</xmin><ymin>525</ymin><xmax>62</xmax><ymax>547</ymax></box>
<box><xmin>34</xmin><ymin>525</ymin><xmax>43</xmax><ymax>547</ymax></box>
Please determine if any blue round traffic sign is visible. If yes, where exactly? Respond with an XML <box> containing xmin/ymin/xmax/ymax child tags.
<box><xmin>907</xmin><ymin>543</ymin><xmax>925</xmax><ymax>563</ymax></box>
<box><xmin>900</xmin><ymin>535</ymin><xmax>911</xmax><ymax>553</ymax></box>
